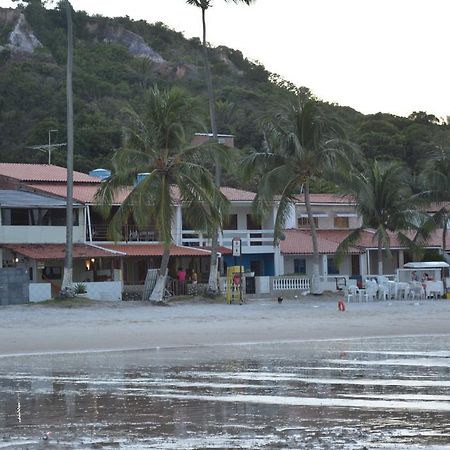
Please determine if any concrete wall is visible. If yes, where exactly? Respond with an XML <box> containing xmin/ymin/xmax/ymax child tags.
<box><xmin>0</xmin><ymin>267</ymin><xmax>29</xmax><ymax>305</ymax></box>
<box><xmin>283</xmin><ymin>254</ymin><xmax>352</xmax><ymax>276</ymax></box>
<box><xmin>84</xmin><ymin>281</ymin><xmax>122</xmax><ymax>301</ymax></box>
<box><xmin>29</xmin><ymin>283</ymin><xmax>51</xmax><ymax>302</ymax></box>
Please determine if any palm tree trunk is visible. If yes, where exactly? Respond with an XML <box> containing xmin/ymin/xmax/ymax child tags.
<box><xmin>304</xmin><ymin>183</ymin><xmax>322</xmax><ymax>294</ymax></box>
<box><xmin>377</xmin><ymin>238</ymin><xmax>383</xmax><ymax>275</ymax></box>
<box><xmin>200</xmin><ymin>6</ymin><xmax>220</xmax><ymax>295</ymax></box>
<box><xmin>61</xmin><ymin>0</ymin><xmax>74</xmax><ymax>293</ymax></box>
<box><xmin>150</xmin><ymin>247</ymin><xmax>170</xmax><ymax>303</ymax></box>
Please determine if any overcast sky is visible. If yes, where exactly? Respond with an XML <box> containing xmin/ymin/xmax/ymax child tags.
<box><xmin>2</xmin><ymin>0</ymin><xmax>449</xmax><ymax>119</ymax></box>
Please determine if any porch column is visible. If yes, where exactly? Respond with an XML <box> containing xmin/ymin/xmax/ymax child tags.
<box><xmin>398</xmin><ymin>250</ymin><xmax>405</xmax><ymax>269</ymax></box>
<box><xmin>274</xmin><ymin>246</ymin><xmax>284</xmax><ymax>276</ymax></box>
<box><xmin>359</xmin><ymin>253</ymin><xmax>368</xmax><ymax>276</ymax></box>
<box><xmin>0</xmin><ymin>248</ymin><xmax>3</xmax><ymax>268</ymax></box>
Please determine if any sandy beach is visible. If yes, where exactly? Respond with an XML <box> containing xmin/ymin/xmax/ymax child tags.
<box><xmin>1</xmin><ymin>295</ymin><xmax>449</xmax><ymax>356</ymax></box>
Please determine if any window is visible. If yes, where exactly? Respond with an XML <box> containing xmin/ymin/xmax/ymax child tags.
<box><xmin>334</xmin><ymin>216</ymin><xmax>349</xmax><ymax>228</ymax></box>
<box><xmin>294</xmin><ymin>258</ymin><xmax>306</xmax><ymax>274</ymax></box>
<box><xmin>43</xmin><ymin>266</ymin><xmax>62</xmax><ymax>279</ymax></box>
<box><xmin>1</xmin><ymin>208</ymin><xmax>79</xmax><ymax>226</ymax></box>
<box><xmin>297</xmin><ymin>217</ymin><xmax>318</xmax><ymax>228</ymax></box>
<box><xmin>224</xmin><ymin>214</ymin><xmax>238</xmax><ymax>230</ymax></box>
<box><xmin>327</xmin><ymin>258</ymin><xmax>339</xmax><ymax>275</ymax></box>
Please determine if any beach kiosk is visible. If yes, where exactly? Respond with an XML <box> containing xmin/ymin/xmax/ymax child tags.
<box><xmin>398</xmin><ymin>261</ymin><xmax>450</xmax><ymax>299</ymax></box>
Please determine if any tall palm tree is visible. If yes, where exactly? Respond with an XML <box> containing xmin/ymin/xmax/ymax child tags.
<box><xmin>96</xmin><ymin>86</ymin><xmax>228</xmax><ymax>302</ymax></box>
<box><xmin>335</xmin><ymin>160</ymin><xmax>421</xmax><ymax>274</ymax></box>
<box><xmin>186</xmin><ymin>0</ymin><xmax>255</xmax><ymax>295</ymax></box>
<box><xmin>244</xmin><ymin>96</ymin><xmax>348</xmax><ymax>294</ymax></box>
<box><xmin>419</xmin><ymin>136</ymin><xmax>450</xmax><ymax>257</ymax></box>
<box><xmin>61</xmin><ymin>0</ymin><xmax>74</xmax><ymax>293</ymax></box>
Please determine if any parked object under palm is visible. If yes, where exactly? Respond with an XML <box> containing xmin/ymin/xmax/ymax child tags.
<box><xmin>335</xmin><ymin>160</ymin><xmax>422</xmax><ymax>275</ymax></box>
<box><xmin>96</xmin><ymin>86</ymin><xmax>227</xmax><ymax>303</ymax></box>
<box><xmin>186</xmin><ymin>0</ymin><xmax>255</xmax><ymax>296</ymax></box>
<box><xmin>244</xmin><ymin>95</ymin><xmax>348</xmax><ymax>294</ymax></box>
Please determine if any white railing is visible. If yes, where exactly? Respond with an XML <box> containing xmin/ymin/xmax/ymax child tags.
<box><xmin>273</xmin><ymin>276</ymin><xmax>310</xmax><ymax>291</ymax></box>
<box><xmin>181</xmin><ymin>229</ymin><xmax>275</xmax><ymax>249</ymax></box>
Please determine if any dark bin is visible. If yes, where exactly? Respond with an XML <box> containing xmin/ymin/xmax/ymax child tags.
<box><xmin>245</xmin><ymin>276</ymin><xmax>256</xmax><ymax>294</ymax></box>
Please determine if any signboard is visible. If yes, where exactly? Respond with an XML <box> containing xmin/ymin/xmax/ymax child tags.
<box><xmin>232</xmin><ymin>237</ymin><xmax>241</xmax><ymax>257</ymax></box>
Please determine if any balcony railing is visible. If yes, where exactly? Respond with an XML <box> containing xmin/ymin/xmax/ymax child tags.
<box><xmin>89</xmin><ymin>224</ymin><xmax>157</xmax><ymax>242</ymax></box>
<box><xmin>181</xmin><ymin>229</ymin><xmax>274</xmax><ymax>249</ymax></box>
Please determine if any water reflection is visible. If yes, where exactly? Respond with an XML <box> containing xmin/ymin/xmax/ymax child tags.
<box><xmin>0</xmin><ymin>336</ymin><xmax>449</xmax><ymax>449</ymax></box>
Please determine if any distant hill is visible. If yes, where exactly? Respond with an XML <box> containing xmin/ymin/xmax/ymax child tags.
<box><xmin>0</xmin><ymin>1</ymin><xmax>447</xmax><ymax>188</ymax></box>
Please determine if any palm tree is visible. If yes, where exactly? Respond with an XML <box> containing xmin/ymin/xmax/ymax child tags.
<box><xmin>419</xmin><ymin>135</ymin><xmax>450</xmax><ymax>257</ymax></box>
<box><xmin>61</xmin><ymin>0</ymin><xmax>74</xmax><ymax>293</ymax></box>
<box><xmin>244</xmin><ymin>95</ymin><xmax>348</xmax><ymax>294</ymax></box>
<box><xmin>96</xmin><ymin>86</ymin><xmax>228</xmax><ymax>302</ymax></box>
<box><xmin>186</xmin><ymin>0</ymin><xmax>255</xmax><ymax>295</ymax></box>
<box><xmin>335</xmin><ymin>160</ymin><xmax>421</xmax><ymax>274</ymax></box>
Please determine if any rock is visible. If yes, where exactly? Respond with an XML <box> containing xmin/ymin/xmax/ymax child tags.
<box><xmin>6</xmin><ymin>12</ymin><xmax>43</xmax><ymax>54</ymax></box>
<box><xmin>87</xmin><ymin>21</ymin><xmax>165</xmax><ymax>63</ymax></box>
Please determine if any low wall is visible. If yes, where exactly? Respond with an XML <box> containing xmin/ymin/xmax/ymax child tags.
<box><xmin>85</xmin><ymin>281</ymin><xmax>122</xmax><ymax>301</ymax></box>
<box><xmin>29</xmin><ymin>283</ymin><xmax>51</xmax><ymax>302</ymax></box>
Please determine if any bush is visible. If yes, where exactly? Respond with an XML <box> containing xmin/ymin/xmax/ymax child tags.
<box><xmin>74</xmin><ymin>282</ymin><xmax>87</xmax><ymax>295</ymax></box>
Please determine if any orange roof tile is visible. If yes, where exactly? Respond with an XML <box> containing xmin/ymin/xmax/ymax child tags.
<box><xmin>0</xmin><ymin>163</ymin><xmax>101</xmax><ymax>183</ymax></box>
<box><xmin>2</xmin><ymin>244</ymin><xmax>116</xmax><ymax>260</ymax></box>
<box><xmin>29</xmin><ymin>182</ymin><xmax>255</xmax><ymax>205</ymax></box>
<box><xmin>280</xmin><ymin>229</ymin><xmax>362</xmax><ymax>255</ymax></box>
<box><xmin>101</xmin><ymin>243</ymin><xmax>212</xmax><ymax>257</ymax></box>
<box><xmin>28</xmin><ymin>183</ymin><xmax>131</xmax><ymax>204</ymax></box>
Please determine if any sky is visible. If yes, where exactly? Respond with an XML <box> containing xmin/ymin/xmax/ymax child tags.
<box><xmin>2</xmin><ymin>0</ymin><xmax>449</xmax><ymax>119</ymax></box>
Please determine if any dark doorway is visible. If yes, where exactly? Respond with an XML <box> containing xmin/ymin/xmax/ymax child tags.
<box><xmin>351</xmin><ymin>255</ymin><xmax>360</xmax><ymax>275</ymax></box>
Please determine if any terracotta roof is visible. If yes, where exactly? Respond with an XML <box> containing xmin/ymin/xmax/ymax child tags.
<box><xmin>28</xmin><ymin>183</ymin><xmax>131</xmax><ymax>204</ymax></box>
<box><xmin>280</xmin><ymin>229</ymin><xmax>362</xmax><ymax>255</ymax></box>
<box><xmin>204</xmin><ymin>245</ymin><xmax>233</xmax><ymax>255</ymax></box>
<box><xmin>101</xmin><ymin>243</ymin><xmax>212</xmax><ymax>257</ymax></box>
<box><xmin>29</xmin><ymin>183</ymin><xmax>255</xmax><ymax>205</ymax></box>
<box><xmin>305</xmin><ymin>228</ymin><xmax>450</xmax><ymax>251</ymax></box>
<box><xmin>0</xmin><ymin>163</ymin><xmax>101</xmax><ymax>183</ymax></box>
<box><xmin>220</xmin><ymin>187</ymin><xmax>255</xmax><ymax>202</ymax></box>
<box><xmin>1</xmin><ymin>244</ymin><xmax>116</xmax><ymax>260</ymax></box>
<box><xmin>426</xmin><ymin>202</ymin><xmax>450</xmax><ymax>213</ymax></box>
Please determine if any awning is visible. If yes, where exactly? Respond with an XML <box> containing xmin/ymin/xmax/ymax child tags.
<box><xmin>404</xmin><ymin>261</ymin><xmax>449</xmax><ymax>269</ymax></box>
<box><xmin>336</xmin><ymin>212</ymin><xmax>358</xmax><ymax>218</ymax></box>
<box><xmin>299</xmin><ymin>213</ymin><xmax>328</xmax><ymax>218</ymax></box>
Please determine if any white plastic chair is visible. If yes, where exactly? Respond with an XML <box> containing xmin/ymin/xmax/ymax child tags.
<box><xmin>377</xmin><ymin>283</ymin><xmax>390</xmax><ymax>301</ymax></box>
<box><xmin>346</xmin><ymin>285</ymin><xmax>368</xmax><ymax>303</ymax></box>
<box><xmin>396</xmin><ymin>282</ymin><xmax>410</xmax><ymax>300</ymax></box>
<box><xmin>365</xmin><ymin>280</ymin><xmax>378</xmax><ymax>301</ymax></box>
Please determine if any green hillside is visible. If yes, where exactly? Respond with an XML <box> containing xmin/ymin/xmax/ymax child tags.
<box><xmin>0</xmin><ymin>0</ymin><xmax>448</xmax><ymax>186</ymax></box>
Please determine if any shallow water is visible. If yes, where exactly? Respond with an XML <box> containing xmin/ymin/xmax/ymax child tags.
<box><xmin>0</xmin><ymin>335</ymin><xmax>450</xmax><ymax>449</ymax></box>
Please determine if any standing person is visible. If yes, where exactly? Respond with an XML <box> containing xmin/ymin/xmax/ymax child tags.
<box><xmin>177</xmin><ymin>267</ymin><xmax>186</xmax><ymax>295</ymax></box>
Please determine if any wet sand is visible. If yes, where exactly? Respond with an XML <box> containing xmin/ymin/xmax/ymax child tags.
<box><xmin>0</xmin><ymin>296</ymin><xmax>450</xmax><ymax>356</ymax></box>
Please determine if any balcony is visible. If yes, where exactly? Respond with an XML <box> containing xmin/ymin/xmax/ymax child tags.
<box><xmin>182</xmin><ymin>229</ymin><xmax>275</xmax><ymax>253</ymax></box>
<box><xmin>88</xmin><ymin>224</ymin><xmax>157</xmax><ymax>242</ymax></box>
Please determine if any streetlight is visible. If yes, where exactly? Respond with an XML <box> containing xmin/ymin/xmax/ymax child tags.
<box><xmin>48</xmin><ymin>129</ymin><xmax>58</xmax><ymax>165</ymax></box>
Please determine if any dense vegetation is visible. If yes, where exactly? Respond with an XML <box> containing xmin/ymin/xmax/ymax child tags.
<box><xmin>0</xmin><ymin>0</ymin><xmax>448</xmax><ymax>191</ymax></box>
